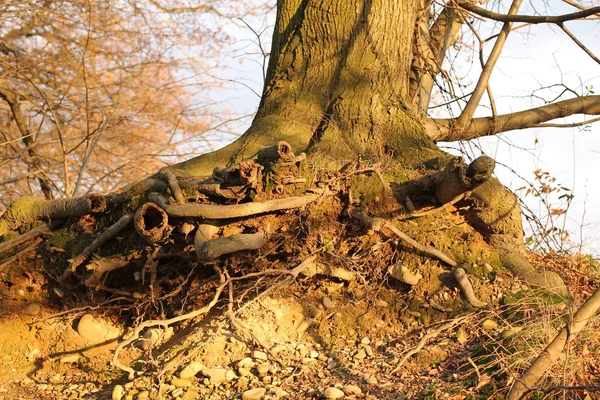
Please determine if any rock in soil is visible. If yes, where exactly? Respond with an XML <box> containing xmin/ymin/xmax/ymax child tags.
<box><xmin>76</xmin><ymin>314</ymin><xmax>121</xmax><ymax>344</ymax></box>
<box><xmin>242</xmin><ymin>387</ymin><xmax>266</xmax><ymax>400</ymax></box>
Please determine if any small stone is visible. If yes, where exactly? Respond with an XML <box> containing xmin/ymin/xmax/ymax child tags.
<box><xmin>482</xmin><ymin>319</ymin><xmax>499</xmax><ymax>331</ymax></box>
<box><xmin>225</xmin><ymin>370</ymin><xmax>238</xmax><ymax>381</ymax></box>
<box><xmin>138</xmin><ymin>328</ymin><xmax>164</xmax><ymax>350</ymax></box>
<box><xmin>238</xmin><ymin>367</ymin><xmax>251</xmax><ymax>377</ymax></box>
<box><xmin>272</xmin><ymin>387</ymin><xmax>288</xmax><ymax>398</ymax></box>
<box><xmin>179</xmin><ymin>361</ymin><xmax>203</xmax><ymax>379</ymax></box>
<box><xmin>364</xmin><ymin>345</ymin><xmax>373</xmax><ymax>357</ymax></box>
<box><xmin>388</xmin><ymin>264</ymin><xmax>422</xmax><ymax>285</ymax></box>
<box><xmin>353</xmin><ymin>289</ymin><xmax>365</xmax><ymax>299</ymax></box>
<box><xmin>354</xmin><ymin>350</ymin><xmax>366</xmax><ymax>360</ymax></box>
<box><xmin>270</xmin><ymin>345</ymin><xmax>286</xmax><ymax>354</ymax></box>
<box><xmin>76</xmin><ymin>314</ymin><xmax>121</xmax><ymax>345</ymax></box>
<box><xmin>22</xmin><ymin>302</ymin><xmax>41</xmax><ymax>316</ymax></box>
<box><xmin>360</xmin><ymin>337</ymin><xmax>370</xmax><ymax>345</ymax></box>
<box><xmin>242</xmin><ymin>388</ymin><xmax>266</xmax><ymax>400</ymax></box>
<box><xmin>256</xmin><ymin>363</ymin><xmax>270</xmax><ymax>376</ymax></box>
<box><xmin>323</xmin><ymin>387</ymin><xmax>345</xmax><ymax>399</ymax></box>
<box><xmin>202</xmin><ymin>368</ymin><xmax>228</xmax><ymax>385</ymax></box>
<box><xmin>375</xmin><ymin>299</ymin><xmax>388</xmax><ymax>308</ymax></box>
<box><xmin>309</xmin><ymin>350</ymin><xmax>319</xmax><ymax>358</ymax></box>
<box><xmin>252</xmin><ymin>350</ymin><xmax>268</xmax><ymax>361</ymax></box>
<box><xmin>428</xmin><ymin>368</ymin><xmax>439</xmax><ymax>376</ymax></box>
<box><xmin>296</xmin><ymin>319</ymin><xmax>313</xmax><ymax>334</ymax></box>
<box><xmin>343</xmin><ymin>385</ymin><xmax>362</xmax><ymax>395</ymax></box>
<box><xmin>180</xmin><ymin>389</ymin><xmax>200</xmax><ymax>400</ymax></box>
<box><xmin>136</xmin><ymin>391</ymin><xmax>149</xmax><ymax>399</ymax></box>
<box><xmin>322</xmin><ymin>297</ymin><xmax>335</xmax><ymax>310</ymax></box>
<box><xmin>171</xmin><ymin>379</ymin><xmax>192</xmax><ymax>388</ymax></box>
<box><xmin>484</xmin><ymin>263</ymin><xmax>494</xmax><ymax>273</ymax></box>
<box><xmin>112</xmin><ymin>385</ymin><xmax>124</xmax><ymax>400</ymax></box>
<box><xmin>237</xmin><ymin>357</ymin><xmax>253</xmax><ymax>368</ymax></box>
<box><xmin>302</xmin><ymin>358</ymin><xmax>316</xmax><ymax>364</ymax></box>
<box><xmin>171</xmin><ymin>388</ymin><xmax>184</xmax><ymax>397</ymax></box>
<box><xmin>365</xmin><ymin>376</ymin><xmax>378</xmax><ymax>385</ymax></box>
<box><xmin>59</xmin><ymin>354</ymin><xmax>80</xmax><ymax>364</ymax></box>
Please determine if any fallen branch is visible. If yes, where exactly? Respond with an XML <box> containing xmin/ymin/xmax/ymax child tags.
<box><xmin>352</xmin><ymin>212</ymin><xmax>456</xmax><ymax>267</ymax></box>
<box><xmin>453</xmin><ymin>267</ymin><xmax>487</xmax><ymax>308</ymax></box>
<box><xmin>61</xmin><ymin>213</ymin><xmax>134</xmax><ymax>282</ymax></box>
<box><xmin>507</xmin><ymin>287</ymin><xmax>600</xmax><ymax>400</ymax></box>
<box><xmin>148</xmin><ymin>191</ymin><xmax>324</xmax><ymax>219</ymax></box>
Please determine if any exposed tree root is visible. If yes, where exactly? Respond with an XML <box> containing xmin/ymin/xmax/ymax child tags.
<box><xmin>507</xmin><ymin>287</ymin><xmax>600</xmax><ymax>399</ymax></box>
<box><xmin>148</xmin><ymin>191</ymin><xmax>325</xmax><ymax>219</ymax></box>
<box><xmin>453</xmin><ymin>267</ymin><xmax>487</xmax><ymax>308</ymax></box>
<box><xmin>352</xmin><ymin>211</ymin><xmax>457</xmax><ymax>267</ymax></box>
<box><xmin>160</xmin><ymin>168</ymin><xmax>186</xmax><ymax>205</ymax></box>
<box><xmin>0</xmin><ymin>194</ymin><xmax>106</xmax><ymax>238</ymax></box>
<box><xmin>196</xmin><ymin>232</ymin><xmax>267</xmax><ymax>261</ymax></box>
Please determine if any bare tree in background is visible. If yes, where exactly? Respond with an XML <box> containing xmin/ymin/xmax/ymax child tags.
<box><xmin>0</xmin><ymin>0</ymin><xmax>264</xmax><ymax>206</ymax></box>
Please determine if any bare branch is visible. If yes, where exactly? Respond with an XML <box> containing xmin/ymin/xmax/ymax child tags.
<box><xmin>427</xmin><ymin>95</ymin><xmax>600</xmax><ymax>141</ymax></box>
<box><xmin>558</xmin><ymin>23</ymin><xmax>600</xmax><ymax>66</ymax></box>
<box><xmin>457</xmin><ymin>0</ymin><xmax>524</xmax><ymax>126</ymax></box>
<box><xmin>458</xmin><ymin>1</ymin><xmax>600</xmax><ymax>23</ymax></box>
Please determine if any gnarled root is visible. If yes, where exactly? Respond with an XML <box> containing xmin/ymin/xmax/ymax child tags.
<box><xmin>467</xmin><ymin>178</ymin><xmax>567</xmax><ymax>295</ymax></box>
<box><xmin>453</xmin><ymin>267</ymin><xmax>487</xmax><ymax>308</ymax></box>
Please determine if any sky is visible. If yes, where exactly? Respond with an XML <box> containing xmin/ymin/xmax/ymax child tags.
<box><xmin>202</xmin><ymin>0</ymin><xmax>600</xmax><ymax>255</ymax></box>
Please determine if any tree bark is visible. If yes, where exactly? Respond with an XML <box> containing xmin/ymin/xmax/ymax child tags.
<box><xmin>173</xmin><ymin>0</ymin><xmax>440</xmax><ymax>177</ymax></box>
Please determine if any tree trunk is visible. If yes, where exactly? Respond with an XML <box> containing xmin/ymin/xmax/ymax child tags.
<box><xmin>174</xmin><ymin>0</ymin><xmax>440</xmax><ymax>177</ymax></box>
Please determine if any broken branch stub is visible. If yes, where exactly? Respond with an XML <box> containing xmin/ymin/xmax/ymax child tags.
<box><xmin>255</xmin><ymin>141</ymin><xmax>293</xmax><ymax>165</ymax></box>
<box><xmin>134</xmin><ymin>202</ymin><xmax>172</xmax><ymax>244</ymax></box>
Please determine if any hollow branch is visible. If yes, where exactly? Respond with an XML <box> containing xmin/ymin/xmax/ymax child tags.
<box><xmin>453</xmin><ymin>267</ymin><xmax>487</xmax><ymax>308</ymax></box>
<box><xmin>255</xmin><ymin>141</ymin><xmax>293</xmax><ymax>165</ymax></box>
<box><xmin>507</xmin><ymin>288</ymin><xmax>600</xmax><ymax>399</ymax></box>
<box><xmin>148</xmin><ymin>191</ymin><xmax>324</xmax><ymax>219</ymax></box>
<box><xmin>134</xmin><ymin>202</ymin><xmax>172</xmax><ymax>244</ymax></box>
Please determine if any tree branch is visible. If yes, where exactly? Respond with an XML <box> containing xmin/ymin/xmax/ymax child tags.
<box><xmin>457</xmin><ymin>0</ymin><xmax>523</xmax><ymax>126</ymax></box>
<box><xmin>457</xmin><ymin>1</ymin><xmax>600</xmax><ymax>23</ymax></box>
<box><xmin>426</xmin><ymin>95</ymin><xmax>600</xmax><ymax>141</ymax></box>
